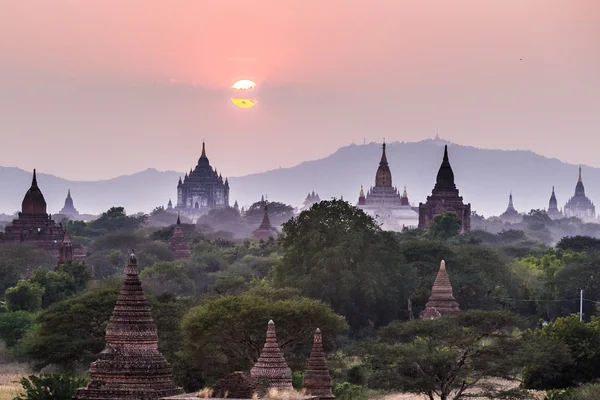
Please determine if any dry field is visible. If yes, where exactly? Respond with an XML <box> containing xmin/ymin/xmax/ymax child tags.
<box><xmin>0</xmin><ymin>363</ymin><xmax>29</xmax><ymax>400</ymax></box>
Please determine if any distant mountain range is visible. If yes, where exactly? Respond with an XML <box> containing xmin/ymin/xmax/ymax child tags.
<box><xmin>0</xmin><ymin>139</ymin><xmax>596</xmax><ymax>218</ymax></box>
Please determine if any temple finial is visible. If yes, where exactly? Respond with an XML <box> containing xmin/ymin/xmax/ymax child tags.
<box><xmin>440</xmin><ymin>260</ymin><xmax>446</xmax><ymax>270</ymax></box>
<box><xmin>32</xmin><ymin>169</ymin><xmax>38</xmax><ymax>186</ymax></box>
<box><xmin>176</xmin><ymin>212</ymin><xmax>181</xmax><ymax>225</ymax></box>
<box><xmin>443</xmin><ymin>145</ymin><xmax>449</xmax><ymax>161</ymax></box>
<box><xmin>201</xmin><ymin>141</ymin><xmax>207</xmax><ymax>158</ymax></box>
<box><xmin>578</xmin><ymin>166</ymin><xmax>582</xmax><ymax>182</ymax></box>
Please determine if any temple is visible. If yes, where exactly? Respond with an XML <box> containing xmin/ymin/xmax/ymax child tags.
<box><xmin>498</xmin><ymin>192</ymin><xmax>522</xmax><ymax>223</ymax></box>
<box><xmin>563</xmin><ymin>167</ymin><xmax>596</xmax><ymax>222</ymax></box>
<box><xmin>58</xmin><ymin>189</ymin><xmax>80</xmax><ymax>217</ymax></box>
<box><xmin>176</xmin><ymin>142</ymin><xmax>229</xmax><ymax>216</ymax></box>
<box><xmin>169</xmin><ymin>214</ymin><xmax>191</xmax><ymax>259</ymax></box>
<box><xmin>302</xmin><ymin>329</ymin><xmax>335</xmax><ymax>400</ymax></box>
<box><xmin>74</xmin><ymin>251</ymin><xmax>183</xmax><ymax>400</ymax></box>
<box><xmin>357</xmin><ymin>142</ymin><xmax>418</xmax><ymax>231</ymax></box>
<box><xmin>0</xmin><ymin>170</ymin><xmax>66</xmax><ymax>252</ymax></box>
<box><xmin>418</xmin><ymin>146</ymin><xmax>471</xmax><ymax>231</ymax></box>
<box><xmin>252</xmin><ymin>205</ymin><xmax>279</xmax><ymax>241</ymax></box>
<box><xmin>420</xmin><ymin>260</ymin><xmax>460</xmax><ymax>319</ymax></box>
<box><xmin>547</xmin><ymin>186</ymin><xmax>563</xmax><ymax>220</ymax></box>
<box><xmin>167</xmin><ymin>199</ymin><xmax>173</xmax><ymax>211</ymax></box>
<box><xmin>250</xmin><ymin>320</ymin><xmax>294</xmax><ymax>390</ymax></box>
<box><xmin>301</xmin><ymin>191</ymin><xmax>321</xmax><ymax>212</ymax></box>
<box><xmin>57</xmin><ymin>232</ymin><xmax>74</xmax><ymax>267</ymax></box>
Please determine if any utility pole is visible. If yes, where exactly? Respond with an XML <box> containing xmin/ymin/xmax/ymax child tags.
<box><xmin>580</xmin><ymin>289</ymin><xmax>583</xmax><ymax>321</ymax></box>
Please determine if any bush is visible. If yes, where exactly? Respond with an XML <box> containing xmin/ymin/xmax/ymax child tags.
<box><xmin>14</xmin><ymin>374</ymin><xmax>88</xmax><ymax>400</ymax></box>
<box><xmin>347</xmin><ymin>364</ymin><xmax>369</xmax><ymax>386</ymax></box>
<box><xmin>546</xmin><ymin>384</ymin><xmax>600</xmax><ymax>400</ymax></box>
<box><xmin>0</xmin><ymin>310</ymin><xmax>34</xmax><ymax>348</ymax></box>
<box><xmin>4</xmin><ymin>280</ymin><xmax>45</xmax><ymax>312</ymax></box>
<box><xmin>292</xmin><ymin>371</ymin><xmax>303</xmax><ymax>390</ymax></box>
<box><xmin>332</xmin><ymin>382</ymin><xmax>367</xmax><ymax>400</ymax></box>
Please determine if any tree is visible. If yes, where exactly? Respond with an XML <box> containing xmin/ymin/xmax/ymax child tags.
<box><xmin>368</xmin><ymin>310</ymin><xmax>525</xmax><ymax>400</ymax></box>
<box><xmin>522</xmin><ymin>315</ymin><xmax>600</xmax><ymax>390</ymax></box>
<box><xmin>181</xmin><ymin>290</ymin><xmax>348</xmax><ymax>383</ymax></box>
<box><xmin>29</xmin><ymin>262</ymin><xmax>91</xmax><ymax>308</ymax></box>
<box><xmin>0</xmin><ymin>244</ymin><xmax>54</xmax><ymax>298</ymax></box>
<box><xmin>245</xmin><ymin>200</ymin><xmax>294</xmax><ymax>226</ymax></box>
<box><xmin>556</xmin><ymin>236</ymin><xmax>600</xmax><ymax>253</ymax></box>
<box><xmin>0</xmin><ymin>310</ymin><xmax>34</xmax><ymax>348</ymax></box>
<box><xmin>274</xmin><ymin>200</ymin><xmax>415</xmax><ymax>329</ymax></box>
<box><xmin>4</xmin><ymin>280</ymin><xmax>45</xmax><ymax>312</ymax></box>
<box><xmin>427</xmin><ymin>211</ymin><xmax>461</xmax><ymax>241</ymax></box>
<box><xmin>89</xmin><ymin>206</ymin><xmax>147</xmax><ymax>233</ymax></box>
<box><xmin>140</xmin><ymin>261</ymin><xmax>195</xmax><ymax>296</ymax></box>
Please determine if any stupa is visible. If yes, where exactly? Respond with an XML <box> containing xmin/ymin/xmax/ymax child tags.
<box><xmin>169</xmin><ymin>214</ymin><xmax>191</xmax><ymax>259</ymax></box>
<box><xmin>74</xmin><ymin>251</ymin><xmax>183</xmax><ymax>400</ymax></box>
<box><xmin>59</xmin><ymin>189</ymin><xmax>80</xmax><ymax>217</ymax></box>
<box><xmin>302</xmin><ymin>329</ymin><xmax>334</xmax><ymax>400</ymax></box>
<box><xmin>252</xmin><ymin>205</ymin><xmax>279</xmax><ymax>241</ymax></box>
<box><xmin>420</xmin><ymin>260</ymin><xmax>460</xmax><ymax>319</ymax></box>
<box><xmin>250</xmin><ymin>320</ymin><xmax>293</xmax><ymax>390</ymax></box>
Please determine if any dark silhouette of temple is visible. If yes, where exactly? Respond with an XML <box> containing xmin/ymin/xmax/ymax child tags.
<box><xmin>169</xmin><ymin>214</ymin><xmax>191</xmax><ymax>259</ymax></box>
<box><xmin>176</xmin><ymin>142</ymin><xmax>229</xmax><ymax>215</ymax></box>
<box><xmin>0</xmin><ymin>170</ymin><xmax>66</xmax><ymax>251</ymax></box>
<box><xmin>58</xmin><ymin>189</ymin><xmax>79</xmax><ymax>217</ymax></box>
<box><xmin>547</xmin><ymin>186</ymin><xmax>563</xmax><ymax>220</ymax></box>
<box><xmin>563</xmin><ymin>167</ymin><xmax>596</xmax><ymax>222</ymax></box>
<box><xmin>418</xmin><ymin>146</ymin><xmax>471</xmax><ymax>231</ymax></box>
<box><xmin>252</xmin><ymin>204</ymin><xmax>279</xmax><ymax>241</ymax></box>
<box><xmin>75</xmin><ymin>251</ymin><xmax>182</xmax><ymax>400</ymax></box>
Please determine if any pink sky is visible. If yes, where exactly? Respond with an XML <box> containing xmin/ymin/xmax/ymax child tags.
<box><xmin>0</xmin><ymin>1</ymin><xmax>598</xmax><ymax>180</ymax></box>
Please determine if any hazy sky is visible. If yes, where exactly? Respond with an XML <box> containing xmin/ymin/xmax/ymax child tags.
<box><xmin>0</xmin><ymin>1</ymin><xmax>598</xmax><ymax>180</ymax></box>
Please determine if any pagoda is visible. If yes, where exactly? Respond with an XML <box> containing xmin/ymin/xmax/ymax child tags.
<box><xmin>169</xmin><ymin>214</ymin><xmax>191</xmax><ymax>259</ymax></box>
<box><xmin>418</xmin><ymin>146</ymin><xmax>471</xmax><ymax>231</ymax></box>
<box><xmin>250</xmin><ymin>320</ymin><xmax>293</xmax><ymax>390</ymax></box>
<box><xmin>0</xmin><ymin>170</ymin><xmax>65</xmax><ymax>251</ymax></box>
<box><xmin>301</xmin><ymin>191</ymin><xmax>322</xmax><ymax>212</ymax></box>
<box><xmin>58</xmin><ymin>189</ymin><xmax>80</xmax><ymax>217</ymax></box>
<box><xmin>547</xmin><ymin>186</ymin><xmax>563</xmax><ymax>220</ymax></box>
<box><xmin>563</xmin><ymin>167</ymin><xmax>596</xmax><ymax>222</ymax></box>
<box><xmin>57</xmin><ymin>232</ymin><xmax>74</xmax><ymax>267</ymax></box>
<box><xmin>498</xmin><ymin>192</ymin><xmax>522</xmax><ymax>223</ymax></box>
<box><xmin>302</xmin><ymin>329</ymin><xmax>334</xmax><ymax>400</ymax></box>
<box><xmin>74</xmin><ymin>251</ymin><xmax>183</xmax><ymax>400</ymax></box>
<box><xmin>420</xmin><ymin>260</ymin><xmax>460</xmax><ymax>319</ymax></box>
<box><xmin>252</xmin><ymin>205</ymin><xmax>279</xmax><ymax>241</ymax></box>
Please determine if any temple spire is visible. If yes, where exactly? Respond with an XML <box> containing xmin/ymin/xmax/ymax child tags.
<box><xmin>420</xmin><ymin>260</ymin><xmax>460</xmax><ymax>319</ymax></box>
<box><xmin>176</xmin><ymin>212</ymin><xmax>181</xmax><ymax>225</ymax></box>
<box><xmin>380</xmin><ymin>140</ymin><xmax>388</xmax><ymax>165</ymax></box>
<box><xmin>67</xmin><ymin>189</ymin><xmax>72</xmax><ymax>199</ymax></box>
<box><xmin>32</xmin><ymin>169</ymin><xmax>38</xmax><ymax>187</ymax></box>
<box><xmin>250</xmin><ymin>320</ymin><xmax>293</xmax><ymax>390</ymax></box>
<box><xmin>578</xmin><ymin>166</ymin><xmax>582</xmax><ymax>182</ymax></box>
<box><xmin>302</xmin><ymin>328</ymin><xmax>335</xmax><ymax>399</ymax></box>
<box><xmin>201</xmin><ymin>141</ymin><xmax>207</xmax><ymax>159</ymax></box>
<box><xmin>434</xmin><ymin>145</ymin><xmax>456</xmax><ymax>189</ymax></box>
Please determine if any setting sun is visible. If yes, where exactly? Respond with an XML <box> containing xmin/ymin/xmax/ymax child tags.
<box><xmin>231</xmin><ymin>80</ymin><xmax>256</xmax><ymax>90</ymax></box>
<box><xmin>231</xmin><ymin>98</ymin><xmax>257</xmax><ymax>109</ymax></box>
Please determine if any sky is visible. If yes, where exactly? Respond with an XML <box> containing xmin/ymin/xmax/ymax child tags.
<box><xmin>0</xmin><ymin>1</ymin><xmax>598</xmax><ymax>180</ymax></box>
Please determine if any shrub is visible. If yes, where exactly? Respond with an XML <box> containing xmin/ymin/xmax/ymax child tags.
<box><xmin>14</xmin><ymin>374</ymin><xmax>88</xmax><ymax>400</ymax></box>
<box><xmin>4</xmin><ymin>281</ymin><xmax>44</xmax><ymax>312</ymax></box>
<box><xmin>332</xmin><ymin>382</ymin><xmax>367</xmax><ymax>400</ymax></box>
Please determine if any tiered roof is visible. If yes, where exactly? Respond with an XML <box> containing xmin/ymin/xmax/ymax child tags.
<box><xmin>302</xmin><ymin>329</ymin><xmax>334</xmax><ymax>400</ymax></box>
<box><xmin>74</xmin><ymin>251</ymin><xmax>182</xmax><ymax>400</ymax></box>
<box><xmin>169</xmin><ymin>214</ymin><xmax>191</xmax><ymax>259</ymax></box>
<box><xmin>252</xmin><ymin>205</ymin><xmax>279</xmax><ymax>241</ymax></box>
<box><xmin>250</xmin><ymin>320</ymin><xmax>293</xmax><ymax>390</ymax></box>
<box><xmin>420</xmin><ymin>260</ymin><xmax>460</xmax><ymax>319</ymax></box>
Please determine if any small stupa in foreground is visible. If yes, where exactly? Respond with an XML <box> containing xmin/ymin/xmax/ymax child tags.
<box><xmin>420</xmin><ymin>260</ymin><xmax>460</xmax><ymax>319</ymax></box>
<box><xmin>250</xmin><ymin>320</ymin><xmax>293</xmax><ymax>390</ymax></box>
<box><xmin>74</xmin><ymin>251</ymin><xmax>182</xmax><ymax>400</ymax></box>
<box><xmin>302</xmin><ymin>328</ymin><xmax>334</xmax><ymax>400</ymax></box>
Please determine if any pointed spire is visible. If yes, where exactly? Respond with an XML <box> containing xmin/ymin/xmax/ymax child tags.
<box><xmin>420</xmin><ymin>260</ymin><xmax>460</xmax><ymax>319</ymax></box>
<box><xmin>201</xmin><ymin>141</ymin><xmax>207</xmax><ymax>159</ymax></box>
<box><xmin>359</xmin><ymin>185</ymin><xmax>365</xmax><ymax>198</ymax></box>
<box><xmin>434</xmin><ymin>145</ymin><xmax>456</xmax><ymax>189</ymax></box>
<box><xmin>250</xmin><ymin>320</ymin><xmax>293</xmax><ymax>390</ymax></box>
<box><xmin>380</xmin><ymin>140</ymin><xmax>388</xmax><ymax>165</ymax></box>
<box><xmin>443</xmin><ymin>144</ymin><xmax>449</xmax><ymax>162</ymax></box>
<box><xmin>32</xmin><ymin>169</ymin><xmax>38</xmax><ymax>186</ymax></box>
<box><xmin>176</xmin><ymin>212</ymin><xmax>181</xmax><ymax>225</ymax></box>
<box><xmin>402</xmin><ymin>186</ymin><xmax>408</xmax><ymax>198</ymax></box>
<box><xmin>508</xmin><ymin>192</ymin><xmax>514</xmax><ymax>208</ymax></box>
<box><xmin>302</xmin><ymin>328</ymin><xmax>334</xmax><ymax>399</ymax></box>
<box><xmin>579</xmin><ymin>166</ymin><xmax>582</xmax><ymax>182</ymax></box>
<box><xmin>67</xmin><ymin>189</ymin><xmax>72</xmax><ymax>199</ymax></box>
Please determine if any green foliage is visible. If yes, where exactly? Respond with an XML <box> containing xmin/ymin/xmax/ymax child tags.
<box><xmin>4</xmin><ymin>280</ymin><xmax>44</xmax><ymax>312</ymax></box>
<box><xmin>212</xmin><ymin>274</ymin><xmax>247</xmax><ymax>296</ymax></box>
<box><xmin>275</xmin><ymin>200</ymin><xmax>415</xmax><ymax>329</ymax></box>
<box><xmin>546</xmin><ymin>384</ymin><xmax>600</xmax><ymax>400</ymax></box>
<box><xmin>29</xmin><ymin>262</ymin><xmax>91</xmax><ymax>308</ymax></box>
<box><xmin>180</xmin><ymin>290</ymin><xmax>348</xmax><ymax>383</ymax></box>
<box><xmin>292</xmin><ymin>371</ymin><xmax>303</xmax><ymax>390</ymax></box>
<box><xmin>17</xmin><ymin>288</ymin><xmax>119</xmax><ymax>371</ymax></box>
<box><xmin>86</xmin><ymin>249</ymin><xmax>126</xmax><ymax>278</ymax></box>
<box><xmin>14</xmin><ymin>374</ymin><xmax>88</xmax><ymax>400</ymax></box>
<box><xmin>0</xmin><ymin>244</ymin><xmax>54</xmax><ymax>298</ymax></box>
<box><xmin>140</xmin><ymin>261</ymin><xmax>195</xmax><ymax>296</ymax></box>
<box><xmin>245</xmin><ymin>200</ymin><xmax>294</xmax><ymax>225</ymax></box>
<box><xmin>368</xmin><ymin>310</ymin><xmax>525</xmax><ymax>400</ymax></box>
<box><xmin>332</xmin><ymin>382</ymin><xmax>367</xmax><ymax>400</ymax></box>
<box><xmin>0</xmin><ymin>310</ymin><xmax>34</xmax><ymax>348</ymax></box>
<box><xmin>427</xmin><ymin>211</ymin><xmax>462</xmax><ymax>241</ymax></box>
<box><xmin>556</xmin><ymin>236</ymin><xmax>600</xmax><ymax>253</ymax></box>
<box><xmin>522</xmin><ymin>315</ymin><xmax>600</xmax><ymax>389</ymax></box>
<box><xmin>346</xmin><ymin>364</ymin><xmax>369</xmax><ymax>386</ymax></box>
<box><xmin>89</xmin><ymin>206</ymin><xmax>147</xmax><ymax>233</ymax></box>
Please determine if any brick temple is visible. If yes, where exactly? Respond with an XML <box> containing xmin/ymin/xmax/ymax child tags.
<box><xmin>418</xmin><ymin>145</ymin><xmax>471</xmax><ymax>231</ymax></box>
<box><xmin>302</xmin><ymin>329</ymin><xmax>335</xmax><ymax>400</ymax></box>
<box><xmin>169</xmin><ymin>214</ymin><xmax>191</xmax><ymax>259</ymax></box>
<box><xmin>252</xmin><ymin>205</ymin><xmax>279</xmax><ymax>241</ymax></box>
<box><xmin>250</xmin><ymin>320</ymin><xmax>293</xmax><ymax>390</ymax></box>
<box><xmin>420</xmin><ymin>260</ymin><xmax>460</xmax><ymax>319</ymax></box>
<box><xmin>75</xmin><ymin>251</ymin><xmax>183</xmax><ymax>400</ymax></box>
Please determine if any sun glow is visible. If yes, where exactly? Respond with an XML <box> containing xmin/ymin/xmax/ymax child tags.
<box><xmin>231</xmin><ymin>98</ymin><xmax>257</xmax><ymax>108</ymax></box>
<box><xmin>231</xmin><ymin>79</ymin><xmax>256</xmax><ymax>90</ymax></box>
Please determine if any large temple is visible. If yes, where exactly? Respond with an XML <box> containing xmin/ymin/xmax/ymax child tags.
<box><xmin>75</xmin><ymin>251</ymin><xmax>183</xmax><ymax>400</ymax></box>
<box><xmin>357</xmin><ymin>142</ymin><xmax>418</xmax><ymax>231</ymax></box>
<box><xmin>176</xmin><ymin>142</ymin><xmax>229</xmax><ymax>216</ymax></box>
<box><xmin>418</xmin><ymin>146</ymin><xmax>471</xmax><ymax>231</ymax></box>
<box><xmin>0</xmin><ymin>170</ymin><xmax>66</xmax><ymax>252</ymax></box>
<box><xmin>563</xmin><ymin>167</ymin><xmax>596</xmax><ymax>222</ymax></box>
<box><xmin>58</xmin><ymin>189</ymin><xmax>80</xmax><ymax>217</ymax></box>
<box><xmin>547</xmin><ymin>186</ymin><xmax>563</xmax><ymax>220</ymax></box>
<box><xmin>498</xmin><ymin>193</ymin><xmax>522</xmax><ymax>223</ymax></box>
<box><xmin>421</xmin><ymin>260</ymin><xmax>460</xmax><ymax>319</ymax></box>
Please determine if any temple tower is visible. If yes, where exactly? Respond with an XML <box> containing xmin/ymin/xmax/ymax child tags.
<box><xmin>357</xmin><ymin>186</ymin><xmax>366</xmax><ymax>206</ymax></box>
<box><xmin>418</xmin><ymin>146</ymin><xmax>471</xmax><ymax>231</ymax></box>
<box><xmin>420</xmin><ymin>260</ymin><xmax>460</xmax><ymax>319</ymax></box>
<box><xmin>250</xmin><ymin>320</ymin><xmax>293</xmax><ymax>390</ymax></box>
<box><xmin>57</xmin><ymin>232</ymin><xmax>74</xmax><ymax>267</ymax></box>
<box><xmin>302</xmin><ymin>328</ymin><xmax>335</xmax><ymax>400</ymax></box>
<box><xmin>498</xmin><ymin>192</ymin><xmax>522</xmax><ymax>223</ymax></box>
<box><xmin>563</xmin><ymin>167</ymin><xmax>596</xmax><ymax>222</ymax></box>
<box><xmin>74</xmin><ymin>251</ymin><xmax>183</xmax><ymax>400</ymax></box>
<box><xmin>547</xmin><ymin>186</ymin><xmax>563</xmax><ymax>220</ymax></box>
<box><xmin>59</xmin><ymin>189</ymin><xmax>80</xmax><ymax>217</ymax></box>
<box><xmin>169</xmin><ymin>214</ymin><xmax>191</xmax><ymax>259</ymax></box>
<box><xmin>252</xmin><ymin>204</ymin><xmax>279</xmax><ymax>241</ymax></box>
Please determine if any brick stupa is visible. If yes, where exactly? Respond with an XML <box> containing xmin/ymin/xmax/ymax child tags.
<box><xmin>302</xmin><ymin>329</ymin><xmax>335</xmax><ymax>400</ymax></box>
<box><xmin>252</xmin><ymin>205</ymin><xmax>279</xmax><ymax>241</ymax></box>
<box><xmin>250</xmin><ymin>320</ymin><xmax>293</xmax><ymax>390</ymax></box>
<box><xmin>420</xmin><ymin>260</ymin><xmax>460</xmax><ymax>319</ymax></box>
<box><xmin>74</xmin><ymin>251</ymin><xmax>183</xmax><ymax>400</ymax></box>
<box><xmin>169</xmin><ymin>214</ymin><xmax>191</xmax><ymax>259</ymax></box>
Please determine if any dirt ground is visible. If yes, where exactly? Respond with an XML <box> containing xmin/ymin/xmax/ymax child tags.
<box><xmin>0</xmin><ymin>363</ymin><xmax>29</xmax><ymax>400</ymax></box>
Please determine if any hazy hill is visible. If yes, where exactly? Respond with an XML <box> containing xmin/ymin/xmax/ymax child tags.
<box><xmin>0</xmin><ymin>139</ymin><xmax>596</xmax><ymax>218</ymax></box>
